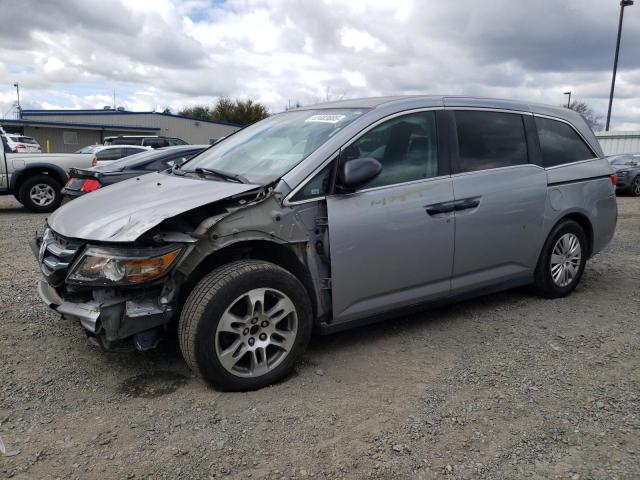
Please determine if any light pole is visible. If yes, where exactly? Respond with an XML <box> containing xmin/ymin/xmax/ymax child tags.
<box><xmin>13</xmin><ymin>82</ymin><xmax>20</xmax><ymax>119</ymax></box>
<box><xmin>606</xmin><ymin>0</ymin><xmax>634</xmax><ymax>131</ymax></box>
<box><xmin>564</xmin><ymin>91</ymin><xmax>571</xmax><ymax>108</ymax></box>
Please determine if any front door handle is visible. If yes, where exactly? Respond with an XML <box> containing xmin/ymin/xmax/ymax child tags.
<box><xmin>425</xmin><ymin>202</ymin><xmax>455</xmax><ymax>216</ymax></box>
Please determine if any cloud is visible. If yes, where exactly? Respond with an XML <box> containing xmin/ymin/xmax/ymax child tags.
<box><xmin>0</xmin><ymin>0</ymin><xmax>638</xmax><ymax>129</ymax></box>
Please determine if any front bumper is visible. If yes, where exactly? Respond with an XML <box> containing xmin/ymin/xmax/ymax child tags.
<box><xmin>37</xmin><ymin>279</ymin><xmax>174</xmax><ymax>347</ymax></box>
<box><xmin>37</xmin><ymin>280</ymin><xmax>100</xmax><ymax>332</ymax></box>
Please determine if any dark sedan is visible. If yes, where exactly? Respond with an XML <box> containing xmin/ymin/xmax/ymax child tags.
<box><xmin>608</xmin><ymin>154</ymin><xmax>640</xmax><ymax>196</ymax></box>
<box><xmin>62</xmin><ymin>145</ymin><xmax>209</xmax><ymax>200</ymax></box>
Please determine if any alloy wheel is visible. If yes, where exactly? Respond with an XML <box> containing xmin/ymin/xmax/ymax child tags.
<box><xmin>214</xmin><ymin>288</ymin><xmax>298</xmax><ymax>377</ymax></box>
<box><xmin>550</xmin><ymin>233</ymin><xmax>582</xmax><ymax>287</ymax></box>
<box><xmin>29</xmin><ymin>184</ymin><xmax>56</xmax><ymax>207</ymax></box>
<box><xmin>633</xmin><ymin>177</ymin><xmax>640</xmax><ymax>196</ymax></box>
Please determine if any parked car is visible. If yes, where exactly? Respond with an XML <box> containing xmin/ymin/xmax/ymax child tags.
<box><xmin>32</xmin><ymin>96</ymin><xmax>617</xmax><ymax>391</ymax></box>
<box><xmin>2</xmin><ymin>134</ymin><xmax>42</xmax><ymax>153</ymax></box>
<box><xmin>62</xmin><ymin>145</ymin><xmax>209</xmax><ymax>200</ymax></box>
<box><xmin>0</xmin><ymin>136</ymin><xmax>94</xmax><ymax>212</ymax></box>
<box><xmin>89</xmin><ymin>145</ymin><xmax>151</xmax><ymax>166</ymax></box>
<box><xmin>103</xmin><ymin>135</ymin><xmax>188</xmax><ymax>148</ymax></box>
<box><xmin>608</xmin><ymin>154</ymin><xmax>640</xmax><ymax>196</ymax></box>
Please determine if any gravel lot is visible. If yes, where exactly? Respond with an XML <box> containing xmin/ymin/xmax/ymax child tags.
<box><xmin>0</xmin><ymin>195</ymin><xmax>638</xmax><ymax>480</ymax></box>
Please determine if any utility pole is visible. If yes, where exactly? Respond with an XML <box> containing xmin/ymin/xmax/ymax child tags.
<box><xmin>606</xmin><ymin>0</ymin><xmax>634</xmax><ymax>131</ymax></box>
<box><xmin>564</xmin><ymin>91</ymin><xmax>571</xmax><ymax>108</ymax></box>
<box><xmin>13</xmin><ymin>83</ymin><xmax>20</xmax><ymax>119</ymax></box>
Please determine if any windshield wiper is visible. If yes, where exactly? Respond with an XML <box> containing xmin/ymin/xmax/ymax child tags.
<box><xmin>191</xmin><ymin>167</ymin><xmax>249</xmax><ymax>184</ymax></box>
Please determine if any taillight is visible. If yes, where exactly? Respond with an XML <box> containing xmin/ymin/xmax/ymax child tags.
<box><xmin>81</xmin><ymin>179</ymin><xmax>101</xmax><ymax>192</ymax></box>
<box><xmin>91</xmin><ymin>156</ymin><xmax>97</xmax><ymax>167</ymax></box>
<box><xmin>610</xmin><ymin>173</ymin><xmax>617</xmax><ymax>187</ymax></box>
<box><xmin>16</xmin><ymin>143</ymin><xmax>25</xmax><ymax>149</ymax></box>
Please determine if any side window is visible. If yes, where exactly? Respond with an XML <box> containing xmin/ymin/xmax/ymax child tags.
<box><xmin>454</xmin><ymin>111</ymin><xmax>528</xmax><ymax>173</ymax></box>
<box><xmin>127</xmin><ymin>147</ymin><xmax>147</xmax><ymax>157</ymax></box>
<box><xmin>345</xmin><ymin>111</ymin><xmax>439</xmax><ymax>189</ymax></box>
<box><xmin>535</xmin><ymin>117</ymin><xmax>595</xmax><ymax>167</ymax></box>
<box><xmin>290</xmin><ymin>162</ymin><xmax>334</xmax><ymax>202</ymax></box>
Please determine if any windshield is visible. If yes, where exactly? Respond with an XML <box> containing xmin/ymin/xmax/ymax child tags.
<box><xmin>609</xmin><ymin>155</ymin><xmax>640</xmax><ymax>165</ymax></box>
<box><xmin>183</xmin><ymin>109</ymin><xmax>366</xmax><ymax>184</ymax></box>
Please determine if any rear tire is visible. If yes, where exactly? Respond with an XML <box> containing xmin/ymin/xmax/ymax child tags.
<box><xmin>18</xmin><ymin>174</ymin><xmax>62</xmax><ymax>213</ymax></box>
<box><xmin>533</xmin><ymin>220</ymin><xmax>587</xmax><ymax>298</ymax></box>
<box><xmin>179</xmin><ymin>260</ymin><xmax>313</xmax><ymax>391</ymax></box>
<box><xmin>631</xmin><ymin>176</ymin><xmax>640</xmax><ymax>197</ymax></box>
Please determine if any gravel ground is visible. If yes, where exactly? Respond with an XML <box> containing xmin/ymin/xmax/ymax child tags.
<box><xmin>0</xmin><ymin>195</ymin><xmax>638</xmax><ymax>480</ymax></box>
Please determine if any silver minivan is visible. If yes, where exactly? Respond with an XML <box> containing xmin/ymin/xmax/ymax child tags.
<box><xmin>33</xmin><ymin>96</ymin><xmax>617</xmax><ymax>391</ymax></box>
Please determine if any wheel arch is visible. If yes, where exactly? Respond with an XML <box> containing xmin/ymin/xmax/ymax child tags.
<box><xmin>548</xmin><ymin>211</ymin><xmax>594</xmax><ymax>258</ymax></box>
<box><xmin>176</xmin><ymin>240</ymin><xmax>318</xmax><ymax>321</ymax></box>
<box><xmin>12</xmin><ymin>164</ymin><xmax>68</xmax><ymax>192</ymax></box>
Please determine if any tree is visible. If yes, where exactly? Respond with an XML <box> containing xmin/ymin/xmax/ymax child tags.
<box><xmin>179</xmin><ymin>98</ymin><xmax>269</xmax><ymax>126</ymax></box>
<box><xmin>162</xmin><ymin>107</ymin><xmax>172</xmax><ymax>114</ymax></box>
<box><xmin>567</xmin><ymin>101</ymin><xmax>603</xmax><ymax>132</ymax></box>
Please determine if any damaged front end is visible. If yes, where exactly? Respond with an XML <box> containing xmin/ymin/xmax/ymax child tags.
<box><xmin>32</xmin><ymin>229</ymin><xmax>184</xmax><ymax>350</ymax></box>
<box><xmin>32</xmin><ymin>174</ymin><xmax>331</xmax><ymax>352</ymax></box>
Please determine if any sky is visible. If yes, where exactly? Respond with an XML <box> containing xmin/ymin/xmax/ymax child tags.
<box><xmin>1</xmin><ymin>0</ymin><xmax>639</xmax><ymax>130</ymax></box>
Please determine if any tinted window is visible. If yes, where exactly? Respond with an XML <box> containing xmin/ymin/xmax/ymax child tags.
<box><xmin>345</xmin><ymin>111</ymin><xmax>438</xmax><ymax>189</ymax></box>
<box><xmin>454</xmin><ymin>111</ymin><xmax>527</xmax><ymax>173</ymax></box>
<box><xmin>144</xmin><ymin>138</ymin><xmax>169</xmax><ymax>148</ymax></box>
<box><xmin>144</xmin><ymin>152</ymin><xmax>195</xmax><ymax>171</ymax></box>
<box><xmin>291</xmin><ymin>162</ymin><xmax>334</xmax><ymax>201</ymax></box>
<box><xmin>126</xmin><ymin>147</ymin><xmax>148</xmax><ymax>157</ymax></box>
<box><xmin>535</xmin><ymin>117</ymin><xmax>595</xmax><ymax>167</ymax></box>
<box><xmin>108</xmin><ymin>137</ymin><xmax>143</xmax><ymax>146</ymax></box>
<box><xmin>96</xmin><ymin>148</ymin><xmax>128</xmax><ymax>161</ymax></box>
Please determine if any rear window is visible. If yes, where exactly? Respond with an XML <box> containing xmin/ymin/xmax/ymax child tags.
<box><xmin>454</xmin><ymin>111</ymin><xmax>528</xmax><ymax>173</ymax></box>
<box><xmin>16</xmin><ymin>136</ymin><xmax>38</xmax><ymax>144</ymax></box>
<box><xmin>96</xmin><ymin>147</ymin><xmax>127</xmax><ymax>161</ymax></box>
<box><xmin>535</xmin><ymin>117</ymin><xmax>595</xmax><ymax>168</ymax></box>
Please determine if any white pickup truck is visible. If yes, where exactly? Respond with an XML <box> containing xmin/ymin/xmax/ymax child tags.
<box><xmin>0</xmin><ymin>141</ymin><xmax>94</xmax><ymax>212</ymax></box>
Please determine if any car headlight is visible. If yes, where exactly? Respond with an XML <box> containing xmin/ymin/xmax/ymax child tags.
<box><xmin>618</xmin><ymin>170</ymin><xmax>629</xmax><ymax>176</ymax></box>
<box><xmin>68</xmin><ymin>245</ymin><xmax>182</xmax><ymax>285</ymax></box>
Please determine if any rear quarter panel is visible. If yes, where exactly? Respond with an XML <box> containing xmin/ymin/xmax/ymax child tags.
<box><xmin>542</xmin><ymin>158</ymin><xmax>617</xmax><ymax>258</ymax></box>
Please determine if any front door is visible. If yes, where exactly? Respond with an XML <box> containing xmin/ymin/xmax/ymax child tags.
<box><xmin>449</xmin><ymin>110</ymin><xmax>547</xmax><ymax>293</ymax></box>
<box><xmin>326</xmin><ymin>110</ymin><xmax>455</xmax><ymax>324</ymax></box>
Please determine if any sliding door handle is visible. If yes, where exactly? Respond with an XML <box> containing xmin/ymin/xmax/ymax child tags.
<box><xmin>454</xmin><ymin>198</ymin><xmax>480</xmax><ymax>211</ymax></box>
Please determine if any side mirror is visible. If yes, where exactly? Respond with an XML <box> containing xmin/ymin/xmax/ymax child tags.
<box><xmin>338</xmin><ymin>157</ymin><xmax>382</xmax><ymax>192</ymax></box>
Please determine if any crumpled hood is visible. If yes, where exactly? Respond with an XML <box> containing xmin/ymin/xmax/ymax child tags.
<box><xmin>612</xmin><ymin>165</ymin><xmax>635</xmax><ymax>173</ymax></box>
<box><xmin>48</xmin><ymin>172</ymin><xmax>260</xmax><ymax>242</ymax></box>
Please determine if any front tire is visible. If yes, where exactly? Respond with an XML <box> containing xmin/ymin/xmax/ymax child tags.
<box><xmin>179</xmin><ymin>260</ymin><xmax>313</xmax><ymax>391</ymax></box>
<box><xmin>533</xmin><ymin>220</ymin><xmax>587</xmax><ymax>298</ymax></box>
<box><xmin>18</xmin><ymin>174</ymin><xmax>62</xmax><ymax>213</ymax></box>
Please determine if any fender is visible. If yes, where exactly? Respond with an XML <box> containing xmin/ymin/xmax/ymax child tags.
<box><xmin>9</xmin><ymin>163</ymin><xmax>68</xmax><ymax>192</ymax></box>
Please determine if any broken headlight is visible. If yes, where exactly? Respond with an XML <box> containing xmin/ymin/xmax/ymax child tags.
<box><xmin>67</xmin><ymin>245</ymin><xmax>182</xmax><ymax>285</ymax></box>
